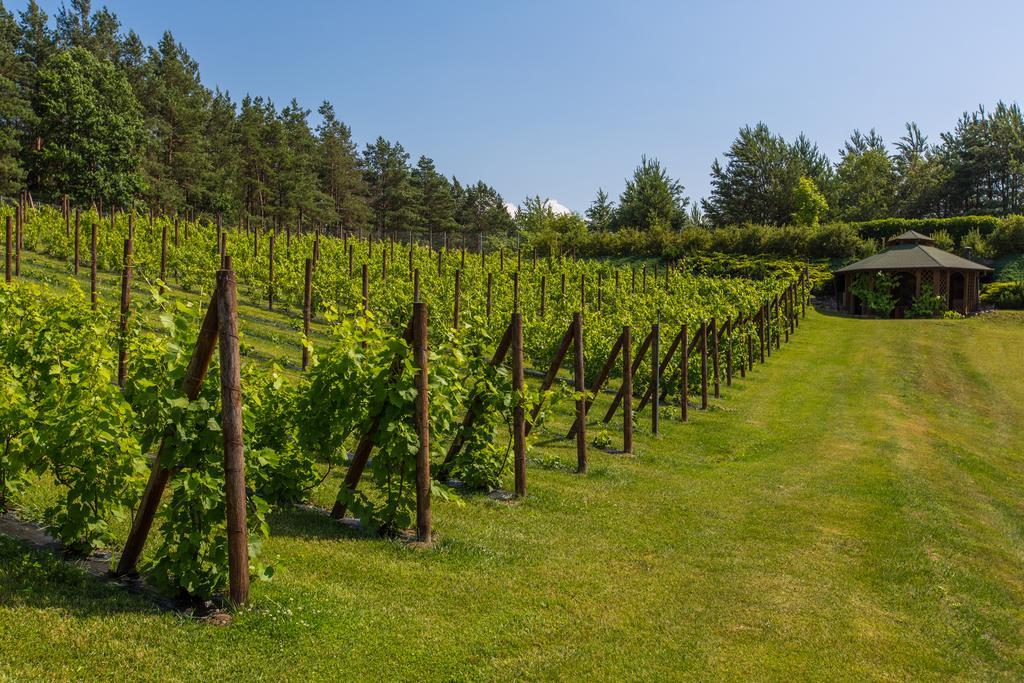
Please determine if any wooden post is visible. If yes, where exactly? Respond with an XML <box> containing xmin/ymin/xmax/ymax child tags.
<box><xmin>651</xmin><ymin>321</ymin><xmax>660</xmax><ymax>435</ymax></box>
<box><xmin>759</xmin><ymin>306</ymin><xmax>767</xmax><ymax>363</ymax></box>
<box><xmin>700</xmin><ymin>322</ymin><xmax>708</xmax><ymax>409</ymax></box>
<box><xmin>561</xmin><ymin>272</ymin><xmax>566</xmax><ymax>296</ymax></box>
<box><xmin>454</xmin><ymin>269</ymin><xmax>461</xmax><ymax>329</ymax></box>
<box><xmin>680</xmin><ymin>324</ymin><xmax>688</xmax><ymax>421</ymax></box>
<box><xmin>216</xmin><ymin>267</ymin><xmax>250</xmax><ymax>605</ymax></box>
<box><xmin>725</xmin><ymin>318</ymin><xmax>733</xmax><ymax>386</ymax></box>
<box><xmin>160</xmin><ymin>220</ymin><xmax>168</xmax><ymax>285</ymax></box>
<box><xmin>540</xmin><ymin>275</ymin><xmax>546</xmax><ymax>316</ymax></box>
<box><xmin>220</xmin><ymin>231</ymin><xmax>227</xmax><ymax>268</ymax></box>
<box><xmin>573</xmin><ymin>312</ymin><xmax>587</xmax><ymax>474</ymax></box>
<box><xmin>642</xmin><ymin>265</ymin><xmax>647</xmax><ymax>292</ymax></box>
<box><xmin>711</xmin><ymin>318</ymin><xmax>720</xmax><ymax>398</ymax></box>
<box><xmin>117</xmin><ymin>238</ymin><xmax>133</xmax><ymax>387</ymax></box>
<box><xmin>381</xmin><ymin>245</ymin><xmax>387</xmax><ymax>280</ymax></box>
<box><xmin>73</xmin><ymin>210</ymin><xmax>80</xmax><ymax>275</ymax></box>
<box><xmin>362</xmin><ymin>263</ymin><xmax>369</xmax><ymax>313</ymax></box>
<box><xmin>744</xmin><ymin>317</ymin><xmax>752</xmax><ymax>375</ymax></box>
<box><xmin>302</xmin><ymin>258</ymin><xmax>312</xmax><ymax>370</ymax></box>
<box><xmin>437</xmin><ymin>247</ymin><xmax>442</xmax><ymax>276</ymax></box>
<box><xmin>412</xmin><ymin>302</ymin><xmax>431</xmax><ymax>543</ymax></box>
<box><xmin>486</xmin><ymin>272</ymin><xmax>493</xmax><ymax>321</ymax></box>
<box><xmin>90</xmin><ymin>219</ymin><xmax>98</xmax><ymax>310</ymax></box>
<box><xmin>623</xmin><ymin>326</ymin><xmax>633</xmax><ymax>453</ymax></box>
<box><xmin>499</xmin><ymin>247</ymin><xmax>504</xmax><ymax>272</ymax></box>
<box><xmin>268</xmin><ymin>229</ymin><xmax>275</xmax><ymax>310</ymax></box>
<box><xmin>512</xmin><ymin>311</ymin><xmax>526</xmax><ymax>497</ymax></box>
<box><xmin>4</xmin><ymin>216</ymin><xmax>10</xmax><ymax>283</ymax></box>
<box><xmin>413</xmin><ymin>269</ymin><xmax>420</xmax><ymax>302</ymax></box>
<box><xmin>14</xmin><ymin>202</ymin><xmax>20</xmax><ymax>277</ymax></box>
<box><xmin>348</xmin><ymin>244</ymin><xmax>354</xmax><ymax>275</ymax></box>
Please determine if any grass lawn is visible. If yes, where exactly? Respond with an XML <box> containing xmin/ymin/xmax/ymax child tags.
<box><xmin>2</xmin><ymin>256</ymin><xmax>1024</xmax><ymax>680</ymax></box>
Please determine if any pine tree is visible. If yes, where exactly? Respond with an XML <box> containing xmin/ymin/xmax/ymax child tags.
<box><xmin>455</xmin><ymin>180</ymin><xmax>514</xmax><ymax>236</ymax></box>
<box><xmin>703</xmin><ymin>123</ymin><xmax>809</xmax><ymax>226</ymax></box>
<box><xmin>411</xmin><ymin>155</ymin><xmax>457</xmax><ymax>236</ymax></box>
<box><xmin>616</xmin><ymin>156</ymin><xmax>689</xmax><ymax>230</ymax></box>
<box><xmin>139</xmin><ymin>31</ymin><xmax>212</xmax><ymax>212</ymax></box>
<box><xmin>835</xmin><ymin>129</ymin><xmax>896</xmax><ymax>221</ymax></box>
<box><xmin>202</xmin><ymin>88</ymin><xmax>238</xmax><ymax>215</ymax></box>
<box><xmin>317</xmin><ymin>101</ymin><xmax>368</xmax><ymax>232</ymax></box>
<box><xmin>16</xmin><ymin>0</ymin><xmax>53</xmax><ymax>193</ymax></box>
<box><xmin>363</xmin><ymin>137</ymin><xmax>416</xmax><ymax>235</ymax></box>
<box><xmin>585</xmin><ymin>188</ymin><xmax>615</xmax><ymax>231</ymax></box>
<box><xmin>0</xmin><ymin>1</ymin><xmax>31</xmax><ymax>195</ymax></box>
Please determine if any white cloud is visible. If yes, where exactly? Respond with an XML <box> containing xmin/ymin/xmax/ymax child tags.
<box><xmin>505</xmin><ymin>198</ymin><xmax>573</xmax><ymax>218</ymax></box>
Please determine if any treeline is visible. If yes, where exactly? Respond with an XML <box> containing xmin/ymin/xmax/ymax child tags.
<box><xmin>0</xmin><ymin>0</ymin><xmax>516</xmax><ymax>235</ymax></box>
<box><xmin>2</xmin><ymin>1</ymin><xmax>1023</xmax><ymax>244</ymax></box>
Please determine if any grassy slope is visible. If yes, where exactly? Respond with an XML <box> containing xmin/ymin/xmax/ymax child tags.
<box><xmin>2</xmin><ymin>257</ymin><xmax>1024</xmax><ymax>680</ymax></box>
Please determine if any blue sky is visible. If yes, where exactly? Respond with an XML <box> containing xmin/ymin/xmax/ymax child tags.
<box><xmin>17</xmin><ymin>0</ymin><xmax>1024</xmax><ymax>213</ymax></box>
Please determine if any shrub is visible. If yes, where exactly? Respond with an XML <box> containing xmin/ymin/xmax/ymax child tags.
<box><xmin>931</xmin><ymin>229</ymin><xmax>955</xmax><ymax>252</ymax></box>
<box><xmin>989</xmin><ymin>215</ymin><xmax>1024</xmax><ymax>256</ymax></box>
<box><xmin>809</xmin><ymin>222</ymin><xmax>861</xmax><ymax>259</ymax></box>
<box><xmin>961</xmin><ymin>227</ymin><xmax>994</xmax><ymax>259</ymax></box>
<box><xmin>907</xmin><ymin>283</ymin><xmax>946</xmax><ymax>318</ymax></box>
<box><xmin>980</xmin><ymin>280</ymin><xmax>1024</xmax><ymax>309</ymax></box>
<box><xmin>851</xmin><ymin>272</ymin><xmax>898</xmax><ymax>317</ymax></box>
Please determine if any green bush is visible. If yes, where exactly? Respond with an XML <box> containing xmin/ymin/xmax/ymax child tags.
<box><xmin>980</xmin><ymin>280</ymin><xmax>1024</xmax><ymax>309</ymax></box>
<box><xmin>989</xmin><ymin>215</ymin><xmax>1024</xmax><ymax>255</ymax></box>
<box><xmin>931</xmin><ymin>229</ymin><xmax>955</xmax><ymax>252</ymax></box>
<box><xmin>961</xmin><ymin>227</ymin><xmax>994</xmax><ymax>259</ymax></box>
<box><xmin>908</xmin><ymin>283</ymin><xmax>946</xmax><ymax>318</ymax></box>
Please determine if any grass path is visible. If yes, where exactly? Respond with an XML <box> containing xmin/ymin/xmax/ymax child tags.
<box><xmin>1</xmin><ymin>298</ymin><xmax>1023</xmax><ymax>680</ymax></box>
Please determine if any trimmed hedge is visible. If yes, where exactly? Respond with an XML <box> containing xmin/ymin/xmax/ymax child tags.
<box><xmin>849</xmin><ymin>216</ymin><xmax>1004</xmax><ymax>242</ymax></box>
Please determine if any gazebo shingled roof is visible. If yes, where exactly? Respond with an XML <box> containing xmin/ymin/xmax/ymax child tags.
<box><xmin>888</xmin><ymin>229</ymin><xmax>935</xmax><ymax>245</ymax></box>
<box><xmin>835</xmin><ymin>243</ymin><xmax>992</xmax><ymax>274</ymax></box>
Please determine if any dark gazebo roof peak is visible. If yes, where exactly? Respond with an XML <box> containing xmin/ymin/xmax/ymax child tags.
<box><xmin>888</xmin><ymin>230</ymin><xmax>935</xmax><ymax>245</ymax></box>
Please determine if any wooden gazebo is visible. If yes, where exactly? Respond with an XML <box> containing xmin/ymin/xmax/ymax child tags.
<box><xmin>835</xmin><ymin>231</ymin><xmax>992</xmax><ymax>316</ymax></box>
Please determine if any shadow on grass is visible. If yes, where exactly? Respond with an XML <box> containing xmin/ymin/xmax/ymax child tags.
<box><xmin>0</xmin><ymin>535</ymin><xmax>162</xmax><ymax>619</ymax></box>
<box><xmin>267</xmin><ymin>505</ymin><xmax>376</xmax><ymax>541</ymax></box>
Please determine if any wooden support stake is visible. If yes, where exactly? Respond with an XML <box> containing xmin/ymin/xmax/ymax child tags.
<box><xmin>700</xmin><ymin>322</ymin><xmax>709</xmax><ymax>409</ymax></box>
<box><xmin>525</xmin><ymin>321</ymin><xmax>575</xmax><ymax>437</ymax></box>
<box><xmin>711</xmin><ymin>318</ymin><xmax>720</xmax><ymax>399</ymax></box>
<box><xmin>217</xmin><ymin>268</ymin><xmax>250</xmax><ymax>605</ymax></box>
<box><xmin>4</xmin><ymin>216</ymin><xmax>10</xmax><ymax>283</ymax></box>
<box><xmin>486</xmin><ymin>272</ymin><xmax>493</xmax><ymax>321</ymax></box>
<box><xmin>602</xmin><ymin>329</ymin><xmax>653</xmax><ymax>423</ymax></box>
<box><xmin>651</xmin><ymin>321</ymin><xmax>660</xmax><ymax>435</ymax></box>
<box><xmin>623</xmin><ymin>326</ymin><xmax>633</xmax><ymax>453</ymax></box>
<box><xmin>90</xmin><ymin>219</ymin><xmax>97</xmax><ymax>310</ymax></box>
<box><xmin>73</xmin><ymin>210</ymin><xmax>80</xmax><ymax>275</ymax></box>
<box><xmin>331</xmin><ymin>319</ymin><xmax>415</xmax><ymax>519</ymax></box>
<box><xmin>573</xmin><ymin>312</ymin><xmax>587</xmax><ymax>473</ymax></box>
<box><xmin>268</xmin><ymin>230</ymin><xmax>275</xmax><ymax>310</ymax></box>
<box><xmin>116</xmin><ymin>287</ymin><xmax>221</xmax><ymax>576</ymax></box>
<box><xmin>160</xmin><ymin>220</ymin><xmax>168</xmax><ymax>286</ymax></box>
<box><xmin>302</xmin><ymin>258</ymin><xmax>312</xmax><ymax>370</ymax></box>
<box><xmin>512</xmin><ymin>312</ymin><xmax>526</xmax><ymax>497</ymax></box>
<box><xmin>540</xmin><ymin>275</ymin><xmax>546</xmax><ymax>316</ymax></box>
<box><xmin>454</xmin><ymin>269</ymin><xmax>461</xmax><ymax>329</ymax></box>
<box><xmin>680</xmin><ymin>324</ymin><xmax>689</xmax><ymax>421</ymax></box>
<box><xmin>567</xmin><ymin>331</ymin><xmax>624</xmax><ymax>439</ymax></box>
<box><xmin>117</xmin><ymin>238</ymin><xmax>133</xmax><ymax>387</ymax></box>
<box><xmin>412</xmin><ymin>302</ymin><xmax>432</xmax><ymax>543</ymax></box>
<box><xmin>725</xmin><ymin>318</ymin><xmax>733</xmax><ymax>386</ymax></box>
